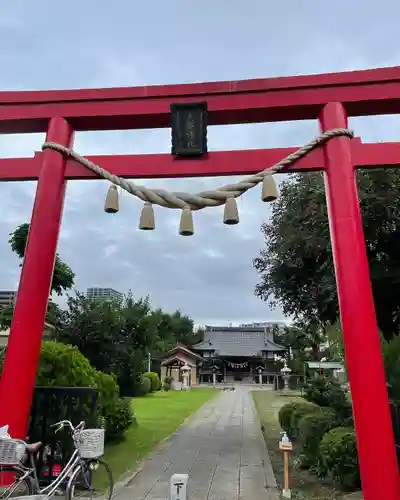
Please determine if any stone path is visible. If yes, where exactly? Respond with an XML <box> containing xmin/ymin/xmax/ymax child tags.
<box><xmin>116</xmin><ymin>386</ymin><xmax>279</xmax><ymax>500</ymax></box>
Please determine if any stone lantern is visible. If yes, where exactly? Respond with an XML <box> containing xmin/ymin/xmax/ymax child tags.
<box><xmin>180</xmin><ymin>363</ymin><xmax>191</xmax><ymax>390</ymax></box>
<box><xmin>256</xmin><ymin>365</ymin><xmax>264</xmax><ymax>385</ymax></box>
<box><xmin>280</xmin><ymin>362</ymin><xmax>292</xmax><ymax>391</ymax></box>
<box><xmin>211</xmin><ymin>364</ymin><xmax>219</xmax><ymax>387</ymax></box>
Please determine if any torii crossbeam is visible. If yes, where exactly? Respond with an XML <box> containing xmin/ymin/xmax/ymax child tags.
<box><xmin>0</xmin><ymin>67</ymin><xmax>400</xmax><ymax>500</ymax></box>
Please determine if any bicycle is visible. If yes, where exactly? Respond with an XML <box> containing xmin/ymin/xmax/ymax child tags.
<box><xmin>0</xmin><ymin>420</ymin><xmax>113</xmax><ymax>500</ymax></box>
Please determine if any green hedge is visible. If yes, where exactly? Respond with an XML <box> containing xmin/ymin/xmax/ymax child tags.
<box><xmin>297</xmin><ymin>407</ymin><xmax>338</xmax><ymax>467</ymax></box>
<box><xmin>36</xmin><ymin>341</ymin><xmax>97</xmax><ymax>387</ymax></box>
<box><xmin>37</xmin><ymin>341</ymin><xmax>134</xmax><ymax>441</ymax></box>
<box><xmin>278</xmin><ymin>402</ymin><xmax>302</xmax><ymax>436</ymax></box>
<box><xmin>95</xmin><ymin>371</ymin><xmax>120</xmax><ymax>415</ymax></box>
<box><xmin>290</xmin><ymin>402</ymin><xmax>321</xmax><ymax>439</ymax></box>
<box><xmin>304</xmin><ymin>376</ymin><xmax>348</xmax><ymax>410</ymax></box>
<box><xmin>279</xmin><ymin>400</ymin><xmax>322</xmax><ymax>439</ymax></box>
<box><xmin>317</xmin><ymin>426</ymin><xmax>360</xmax><ymax>489</ymax></box>
<box><xmin>137</xmin><ymin>375</ymin><xmax>151</xmax><ymax>395</ymax></box>
<box><xmin>163</xmin><ymin>376</ymin><xmax>173</xmax><ymax>391</ymax></box>
<box><xmin>104</xmin><ymin>397</ymin><xmax>135</xmax><ymax>441</ymax></box>
<box><xmin>303</xmin><ymin>375</ymin><xmax>354</xmax><ymax>428</ymax></box>
<box><xmin>94</xmin><ymin>371</ymin><xmax>134</xmax><ymax>440</ymax></box>
<box><xmin>143</xmin><ymin>372</ymin><xmax>161</xmax><ymax>392</ymax></box>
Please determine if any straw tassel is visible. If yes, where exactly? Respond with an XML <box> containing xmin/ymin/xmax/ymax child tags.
<box><xmin>139</xmin><ymin>203</ymin><xmax>155</xmax><ymax>230</ymax></box>
<box><xmin>261</xmin><ymin>174</ymin><xmax>279</xmax><ymax>202</ymax></box>
<box><xmin>104</xmin><ymin>185</ymin><xmax>119</xmax><ymax>213</ymax></box>
<box><xmin>179</xmin><ymin>206</ymin><xmax>194</xmax><ymax>236</ymax></box>
<box><xmin>223</xmin><ymin>196</ymin><xmax>239</xmax><ymax>225</ymax></box>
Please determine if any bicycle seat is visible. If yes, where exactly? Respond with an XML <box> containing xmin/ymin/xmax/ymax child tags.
<box><xmin>26</xmin><ymin>442</ymin><xmax>42</xmax><ymax>453</ymax></box>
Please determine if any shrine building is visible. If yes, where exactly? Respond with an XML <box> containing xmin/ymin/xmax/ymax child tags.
<box><xmin>160</xmin><ymin>344</ymin><xmax>203</xmax><ymax>389</ymax></box>
<box><xmin>193</xmin><ymin>326</ymin><xmax>286</xmax><ymax>384</ymax></box>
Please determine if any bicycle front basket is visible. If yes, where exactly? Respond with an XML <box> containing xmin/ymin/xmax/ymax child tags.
<box><xmin>0</xmin><ymin>438</ymin><xmax>25</xmax><ymax>465</ymax></box>
<box><xmin>78</xmin><ymin>429</ymin><xmax>105</xmax><ymax>459</ymax></box>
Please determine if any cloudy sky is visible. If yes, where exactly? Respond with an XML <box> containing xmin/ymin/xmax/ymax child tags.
<box><xmin>1</xmin><ymin>0</ymin><xmax>400</xmax><ymax>326</ymax></box>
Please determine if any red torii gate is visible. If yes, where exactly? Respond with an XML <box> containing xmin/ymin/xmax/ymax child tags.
<box><xmin>0</xmin><ymin>67</ymin><xmax>399</xmax><ymax>500</ymax></box>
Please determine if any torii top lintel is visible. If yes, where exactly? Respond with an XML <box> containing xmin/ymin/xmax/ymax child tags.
<box><xmin>1</xmin><ymin>65</ymin><xmax>400</xmax><ymax>181</ymax></box>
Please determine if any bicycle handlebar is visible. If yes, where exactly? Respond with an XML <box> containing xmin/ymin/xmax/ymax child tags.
<box><xmin>51</xmin><ymin>420</ymin><xmax>85</xmax><ymax>434</ymax></box>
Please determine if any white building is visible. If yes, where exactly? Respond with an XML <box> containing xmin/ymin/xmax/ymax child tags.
<box><xmin>86</xmin><ymin>287</ymin><xmax>123</xmax><ymax>302</ymax></box>
<box><xmin>0</xmin><ymin>290</ymin><xmax>17</xmax><ymax>308</ymax></box>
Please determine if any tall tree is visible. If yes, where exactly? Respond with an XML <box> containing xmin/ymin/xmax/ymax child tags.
<box><xmin>0</xmin><ymin>224</ymin><xmax>75</xmax><ymax>330</ymax></box>
<box><xmin>9</xmin><ymin>223</ymin><xmax>75</xmax><ymax>295</ymax></box>
<box><xmin>253</xmin><ymin>170</ymin><xmax>400</xmax><ymax>340</ymax></box>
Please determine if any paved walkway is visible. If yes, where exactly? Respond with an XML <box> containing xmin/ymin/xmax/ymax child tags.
<box><xmin>116</xmin><ymin>387</ymin><xmax>279</xmax><ymax>500</ymax></box>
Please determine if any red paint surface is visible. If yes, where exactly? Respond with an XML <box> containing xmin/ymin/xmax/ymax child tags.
<box><xmin>0</xmin><ymin>67</ymin><xmax>399</xmax><ymax>499</ymax></box>
<box><xmin>0</xmin><ymin>66</ymin><xmax>400</xmax><ymax>133</ymax></box>
<box><xmin>321</xmin><ymin>103</ymin><xmax>400</xmax><ymax>500</ymax></box>
<box><xmin>1</xmin><ymin>139</ymin><xmax>400</xmax><ymax>182</ymax></box>
<box><xmin>0</xmin><ymin>117</ymin><xmax>74</xmax><ymax>438</ymax></box>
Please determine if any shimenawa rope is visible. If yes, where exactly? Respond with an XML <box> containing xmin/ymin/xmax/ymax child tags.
<box><xmin>41</xmin><ymin>128</ymin><xmax>354</xmax><ymax>211</ymax></box>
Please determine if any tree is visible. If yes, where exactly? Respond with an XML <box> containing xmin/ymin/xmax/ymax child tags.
<box><xmin>253</xmin><ymin>170</ymin><xmax>400</xmax><ymax>340</ymax></box>
<box><xmin>325</xmin><ymin>322</ymin><xmax>345</xmax><ymax>362</ymax></box>
<box><xmin>150</xmin><ymin>308</ymin><xmax>199</xmax><ymax>350</ymax></box>
<box><xmin>55</xmin><ymin>292</ymin><xmax>150</xmax><ymax>393</ymax></box>
<box><xmin>55</xmin><ymin>292</ymin><xmax>198</xmax><ymax>395</ymax></box>
<box><xmin>269</xmin><ymin>321</ymin><xmax>325</xmax><ymax>375</ymax></box>
<box><xmin>0</xmin><ymin>223</ymin><xmax>75</xmax><ymax>330</ymax></box>
<box><xmin>9</xmin><ymin>223</ymin><xmax>75</xmax><ymax>295</ymax></box>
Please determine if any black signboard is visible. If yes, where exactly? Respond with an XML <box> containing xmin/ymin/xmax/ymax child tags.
<box><xmin>171</xmin><ymin>102</ymin><xmax>208</xmax><ymax>156</ymax></box>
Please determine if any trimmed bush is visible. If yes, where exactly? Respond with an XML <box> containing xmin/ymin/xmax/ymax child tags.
<box><xmin>34</xmin><ymin>342</ymin><xmax>134</xmax><ymax>441</ymax></box>
<box><xmin>317</xmin><ymin>426</ymin><xmax>360</xmax><ymax>489</ymax></box>
<box><xmin>279</xmin><ymin>402</ymin><xmax>303</xmax><ymax>435</ymax></box>
<box><xmin>303</xmin><ymin>375</ymin><xmax>354</xmax><ymax>425</ymax></box>
<box><xmin>143</xmin><ymin>372</ymin><xmax>161</xmax><ymax>392</ymax></box>
<box><xmin>290</xmin><ymin>401</ymin><xmax>321</xmax><ymax>439</ymax></box>
<box><xmin>163</xmin><ymin>376</ymin><xmax>173</xmax><ymax>392</ymax></box>
<box><xmin>26</xmin><ymin>342</ymin><xmax>99</xmax><ymax>437</ymax></box>
<box><xmin>95</xmin><ymin>373</ymin><xmax>135</xmax><ymax>441</ymax></box>
<box><xmin>36</xmin><ymin>341</ymin><xmax>97</xmax><ymax>387</ymax></box>
<box><xmin>104</xmin><ymin>397</ymin><xmax>135</xmax><ymax>441</ymax></box>
<box><xmin>95</xmin><ymin>370</ymin><xmax>119</xmax><ymax>411</ymax></box>
<box><xmin>304</xmin><ymin>376</ymin><xmax>347</xmax><ymax>410</ymax></box>
<box><xmin>137</xmin><ymin>375</ymin><xmax>151</xmax><ymax>395</ymax></box>
<box><xmin>297</xmin><ymin>407</ymin><xmax>337</xmax><ymax>467</ymax></box>
<box><xmin>94</xmin><ymin>370</ymin><xmax>123</xmax><ymax>438</ymax></box>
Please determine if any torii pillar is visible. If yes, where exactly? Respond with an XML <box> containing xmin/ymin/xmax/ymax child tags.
<box><xmin>0</xmin><ymin>67</ymin><xmax>398</xmax><ymax>500</ymax></box>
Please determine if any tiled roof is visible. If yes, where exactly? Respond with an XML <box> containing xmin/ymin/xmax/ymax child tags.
<box><xmin>194</xmin><ymin>326</ymin><xmax>286</xmax><ymax>357</ymax></box>
<box><xmin>160</xmin><ymin>344</ymin><xmax>204</xmax><ymax>361</ymax></box>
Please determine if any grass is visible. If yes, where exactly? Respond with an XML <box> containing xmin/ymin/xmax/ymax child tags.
<box><xmin>252</xmin><ymin>390</ymin><xmax>344</xmax><ymax>500</ymax></box>
<box><xmin>102</xmin><ymin>388</ymin><xmax>218</xmax><ymax>485</ymax></box>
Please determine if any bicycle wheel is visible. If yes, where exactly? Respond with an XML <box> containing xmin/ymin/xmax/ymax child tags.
<box><xmin>0</xmin><ymin>466</ymin><xmax>33</xmax><ymax>499</ymax></box>
<box><xmin>66</xmin><ymin>459</ymin><xmax>113</xmax><ymax>500</ymax></box>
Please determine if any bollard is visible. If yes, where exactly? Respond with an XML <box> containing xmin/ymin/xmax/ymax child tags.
<box><xmin>170</xmin><ymin>473</ymin><xmax>188</xmax><ymax>500</ymax></box>
<box><xmin>279</xmin><ymin>432</ymin><xmax>293</xmax><ymax>499</ymax></box>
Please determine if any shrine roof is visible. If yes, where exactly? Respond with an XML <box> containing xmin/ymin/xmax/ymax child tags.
<box><xmin>160</xmin><ymin>343</ymin><xmax>203</xmax><ymax>362</ymax></box>
<box><xmin>193</xmin><ymin>326</ymin><xmax>286</xmax><ymax>357</ymax></box>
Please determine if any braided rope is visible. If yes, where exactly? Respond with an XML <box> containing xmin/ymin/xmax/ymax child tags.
<box><xmin>42</xmin><ymin>128</ymin><xmax>353</xmax><ymax>211</ymax></box>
